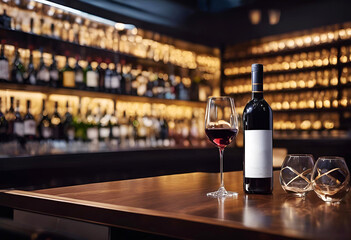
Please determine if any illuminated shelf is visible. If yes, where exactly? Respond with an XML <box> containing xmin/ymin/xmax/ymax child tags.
<box><xmin>223</xmin><ymin>38</ymin><xmax>351</xmax><ymax>63</ymax></box>
<box><xmin>0</xmin><ymin>27</ymin><xmax>210</xmax><ymax>74</ymax></box>
<box><xmin>223</xmin><ymin>65</ymin><xmax>337</xmax><ymax>78</ymax></box>
<box><xmin>0</xmin><ymin>82</ymin><xmax>206</xmax><ymax>108</ymax></box>
<box><xmin>272</xmin><ymin>107</ymin><xmax>351</xmax><ymax>113</ymax></box>
<box><xmin>226</xmin><ymin>85</ymin><xmax>339</xmax><ymax>95</ymax></box>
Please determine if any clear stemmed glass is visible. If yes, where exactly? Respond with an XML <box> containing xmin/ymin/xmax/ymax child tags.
<box><xmin>205</xmin><ymin>96</ymin><xmax>239</xmax><ymax>198</ymax></box>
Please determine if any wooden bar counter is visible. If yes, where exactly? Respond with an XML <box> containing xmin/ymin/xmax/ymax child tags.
<box><xmin>0</xmin><ymin>171</ymin><xmax>350</xmax><ymax>239</ymax></box>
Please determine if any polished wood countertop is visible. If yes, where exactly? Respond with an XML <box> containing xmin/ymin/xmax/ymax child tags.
<box><xmin>0</xmin><ymin>171</ymin><xmax>350</xmax><ymax>240</ymax></box>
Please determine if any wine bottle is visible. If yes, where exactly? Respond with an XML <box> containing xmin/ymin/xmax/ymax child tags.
<box><xmin>86</xmin><ymin>106</ymin><xmax>98</xmax><ymax>141</ymax></box>
<box><xmin>123</xmin><ymin>64</ymin><xmax>132</xmax><ymax>95</ymax></box>
<box><xmin>109</xmin><ymin>101</ymin><xmax>120</xmax><ymax>142</ymax></box>
<box><xmin>97</xmin><ymin>58</ymin><xmax>105</xmax><ymax>92</ymax></box>
<box><xmin>0</xmin><ymin>40</ymin><xmax>9</xmax><ymax>82</ymax></box>
<box><xmin>49</xmin><ymin>54</ymin><xmax>60</xmax><ymax>87</ymax></box>
<box><xmin>51</xmin><ymin>101</ymin><xmax>62</xmax><ymax>139</ymax></box>
<box><xmin>73</xmin><ymin>99</ymin><xmax>86</xmax><ymax>141</ymax></box>
<box><xmin>99</xmin><ymin>109</ymin><xmax>110</xmax><ymax>141</ymax></box>
<box><xmin>13</xmin><ymin>100</ymin><xmax>24</xmax><ymax>140</ymax></box>
<box><xmin>74</xmin><ymin>56</ymin><xmax>85</xmax><ymax>89</ymax></box>
<box><xmin>5</xmin><ymin>97</ymin><xmax>15</xmax><ymax>141</ymax></box>
<box><xmin>0</xmin><ymin>97</ymin><xmax>8</xmax><ymax>142</ymax></box>
<box><xmin>104</xmin><ymin>59</ymin><xmax>112</xmax><ymax>92</ymax></box>
<box><xmin>38</xmin><ymin>99</ymin><xmax>52</xmax><ymax>140</ymax></box>
<box><xmin>37</xmin><ymin>49</ymin><xmax>50</xmax><ymax>86</ymax></box>
<box><xmin>110</xmin><ymin>60</ymin><xmax>121</xmax><ymax>94</ymax></box>
<box><xmin>85</xmin><ymin>58</ymin><xmax>98</xmax><ymax>91</ymax></box>
<box><xmin>63</xmin><ymin>101</ymin><xmax>75</xmax><ymax>141</ymax></box>
<box><xmin>23</xmin><ymin>100</ymin><xmax>36</xmax><ymax>141</ymax></box>
<box><xmin>11</xmin><ymin>48</ymin><xmax>25</xmax><ymax>83</ymax></box>
<box><xmin>25</xmin><ymin>49</ymin><xmax>37</xmax><ymax>85</ymax></box>
<box><xmin>62</xmin><ymin>55</ymin><xmax>75</xmax><ymax>88</ymax></box>
<box><xmin>243</xmin><ymin>64</ymin><xmax>273</xmax><ymax>194</ymax></box>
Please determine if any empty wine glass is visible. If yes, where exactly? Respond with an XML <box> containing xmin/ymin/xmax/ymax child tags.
<box><xmin>311</xmin><ymin>156</ymin><xmax>350</xmax><ymax>203</ymax></box>
<box><xmin>205</xmin><ymin>96</ymin><xmax>239</xmax><ymax>198</ymax></box>
<box><xmin>280</xmin><ymin>154</ymin><xmax>314</xmax><ymax>197</ymax></box>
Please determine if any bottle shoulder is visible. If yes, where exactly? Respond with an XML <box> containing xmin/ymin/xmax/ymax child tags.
<box><xmin>243</xmin><ymin>98</ymin><xmax>272</xmax><ymax>115</ymax></box>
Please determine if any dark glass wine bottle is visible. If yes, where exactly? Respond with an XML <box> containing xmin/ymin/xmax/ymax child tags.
<box><xmin>11</xmin><ymin>48</ymin><xmax>25</xmax><ymax>83</ymax></box>
<box><xmin>37</xmin><ymin>49</ymin><xmax>50</xmax><ymax>86</ymax></box>
<box><xmin>23</xmin><ymin>100</ymin><xmax>36</xmax><ymax>141</ymax></box>
<box><xmin>0</xmin><ymin>40</ymin><xmax>9</xmax><ymax>82</ymax></box>
<box><xmin>110</xmin><ymin>60</ymin><xmax>121</xmax><ymax>94</ymax></box>
<box><xmin>49</xmin><ymin>54</ymin><xmax>60</xmax><ymax>87</ymax></box>
<box><xmin>51</xmin><ymin>101</ymin><xmax>62</xmax><ymax>139</ymax></box>
<box><xmin>63</xmin><ymin>101</ymin><xmax>75</xmax><ymax>141</ymax></box>
<box><xmin>25</xmin><ymin>49</ymin><xmax>37</xmax><ymax>85</ymax></box>
<box><xmin>0</xmin><ymin>97</ymin><xmax>8</xmax><ymax>142</ymax></box>
<box><xmin>73</xmin><ymin>99</ymin><xmax>86</xmax><ymax>141</ymax></box>
<box><xmin>5</xmin><ymin>97</ymin><xmax>15</xmax><ymax>141</ymax></box>
<box><xmin>38</xmin><ymin>99</ymin><xmax>52</xmax><ymax>140</ymax></box>
<box><xmin>13</xmin><ymin>100</ymin><xmax>24</xmax><ymax>141</ymax></box>
<box><xmin>97</xmin><ymin>58</ymin><xmax>105</xmax><ymax>92</ymax></box>
<box><xmin>243</xmin><ymin>64</ymin><xmax>273</xmax><ymax>194</ymax></box>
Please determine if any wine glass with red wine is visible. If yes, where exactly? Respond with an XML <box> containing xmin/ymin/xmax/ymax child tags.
<box><xmin>205</xmin><ymin>96</ymin><xmax>239</xmax><ymax>198</ymax></box>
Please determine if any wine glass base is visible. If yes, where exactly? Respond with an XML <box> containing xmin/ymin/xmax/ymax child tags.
<box><xmin>207</xmin><ymin>187</ymin><xmax>238</xmax><ymax>198</ymax></box>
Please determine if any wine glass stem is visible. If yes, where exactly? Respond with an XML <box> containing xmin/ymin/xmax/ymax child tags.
<box><xmin>219</xmin><ymin>147</ymin><xmax>224</xmax><ymax>188</ymax></box>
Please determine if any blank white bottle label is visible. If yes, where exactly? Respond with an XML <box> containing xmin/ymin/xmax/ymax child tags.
<box><xmin>245</xmin><ymin>130</ymin><xmax>272</xmax><ymax>178</ymax></box>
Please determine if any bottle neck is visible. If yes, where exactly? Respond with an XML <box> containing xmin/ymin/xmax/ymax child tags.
<box><xmin>252</xmin><ymin>91</ymin><xmax>263</xmax><ymax>99</ymax></box>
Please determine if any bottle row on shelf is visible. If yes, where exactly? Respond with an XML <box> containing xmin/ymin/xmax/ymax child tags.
<box><xmin>224</xmin><ymin>48</ymin><xmax>338</xmax><ymax>76</ymax></box>
<box><xmin>0</xmin><ymin>1</ymin><xmax>219</xmax><ymax>72</ymax></box>
<box><xmin>0</xmin><ymin>96</ymin><xmax>208</xmax><ymax>156</ymax></box>
<box><xmin>224</xmin><ymin>69</ymin><xmax>341</xmax><ymax>94</ymax></box>
<box><xmin>273</xmin><ymin>112</ymin><xmax>339</xmax><ymax>131</ymax></box>
<box><xmin>235</xmin><ymin>89</ymin><xmax>351</xmax><ymax>114</ymax></box>
<box><xmin>0</xmin><ymin>43</ymin><xmax>211</xmax><ymax>101</ymax></box>
<box><xmin>225</xmin><ymin>24</ymin><xmax>351</xmax><ymax>59</ymax></box>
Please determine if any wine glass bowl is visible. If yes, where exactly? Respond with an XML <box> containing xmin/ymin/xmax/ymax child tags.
<box><xmin>311</xmin><ymin>156</ymin><xmax>350</xmax><ymax>203</ymax></box>
<box><xmin>280</xmin><ymin>154</ymin><xmax>315</xmax><ymax>197</ymax></box>
<box><xmin>205</xmin><ymin>97</ymin><xmax>239</xmax><ymax>198</ymax></box>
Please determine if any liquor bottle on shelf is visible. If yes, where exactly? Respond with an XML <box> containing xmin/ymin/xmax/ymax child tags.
<box><xmin>24</xmin><ymin>49</ymin><xmax>37</xmax><ymax>85</ymax></box>
<box><xmin>104</xmin><ymin>59</ymin><xmax>112</xmax><ymax>92</ymax></box>
<box><xmin>62</xmin><ymin>55</ymin><xmax>75</xmax><ymax>88</ymax></box>
<box><xmin>38</xmin><ymin>99</ymin><xmax>52</xmax><ymax>140</ymax></box>
<box><xmin>14</xmin><ymin>100</ymin><xmax>24</xmax><ymax>141</ymax></box>
<box><xmin>49</xmin><ymin>54</ymin><xmax>60</xmax><ymax>87</ymax></box>
<box><xmin>99</xmin><ymin>109</ymin><xmax>110</xmax><ymax>141</ymax></box>
<box><xmin>37</xmin><ymin>49</ymin><xmax>50</xmax><ymax>86</ymax></box>
<box><xmin>86</xmin><ymin>106</ymin><xmax>99</xmax><ymax>142</ymax></box>
<box><xmin>97</xmin><ymin>58</ymin><xmax>105</xmax><ymax>92</ymax></box>
<box><xmin>123</xmin><ymin>64</ymin><xmax>132</xmax><ymax>95</ymax></box>
<box><xmin>23</xmin><ymin>100</ymin><xmax>36</xmax><ymax>141</ymax></box>
<box><xmin>5</xmin><ymin>97</ymin><xmax>15</xmax><ymax>141</ymax></box>
<box><xmin>11</xmin><ymin>47</ymin><xmax>25</xmax><ymax>83</ymax></box>
<box><xmin>109</xmin><ymin>101</ymin><xmax>120</xmax><ymax>143</ymax></box>
<box><xmin>0</xmin><ymin>40</ymin><xmax>9</xmax><ymax>82</ymax></box>
<box><xmin>118</xmin><ymin>111</ymin><xmax>128</xmax><ymax>147</ymax></box>
<box><xmin>63</xmin><ymin>101</ymin><xmax>75</xmax><ymax>141</ymax></box>
<box><xmin>243</xmin><ymin>64</ymin><xmax>273</xmax><ymax>194</ymax></box>
<box><xmin>111</xmin><ymin>62</ymin><xmax>121</xmax><ymax>94</ymax></box>
<box><xmin>74</xmin><ymin>55</ymin><xmax>85</xmax><ymax>89</ymax></box>
<box><xmin>85</xmin><ymin>58</ymin><xmax>98</xmax><ymax>91</ymax></box>
<box><xmin>175</xmin><ymin>77</ymin><xmax>188</xmax><ymax>100</ymax></box>
<box><xmin>73</xmin><ymin>99</ymin><xmax>86</xmax><ymax>141</ymax></box>
<box><xmin>0</xmin><ymin>97</ymin><xmax>8</xmax><ymax>142</ymax></box>
<box><xmin>51</xmin><ymin>101</ymin><xmax>62</xmax><ymax>139</ymax></box>
<box><xmin>0</xmin><ymin>9</ymin><xmax>11</xmax><ymax>29</ymax></box>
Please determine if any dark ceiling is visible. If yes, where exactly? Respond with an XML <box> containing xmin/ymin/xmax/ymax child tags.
<box><xmin>53</xmin><ymin>0</ymin><xmax>351</xmax><ymax>47</ymax></box>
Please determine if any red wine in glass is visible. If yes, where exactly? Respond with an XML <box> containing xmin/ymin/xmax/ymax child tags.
<box><xmin>205</xmin><ymin>128</ymin><xmax>238</xmax><ymax>149</ymax></box>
